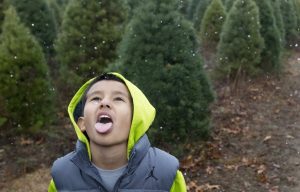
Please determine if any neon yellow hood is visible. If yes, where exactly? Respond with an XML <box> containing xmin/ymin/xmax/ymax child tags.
<box><xmin>67</xmin><ymin>72</ymin><xmax>156</xmax><ymax>159</ymax></box>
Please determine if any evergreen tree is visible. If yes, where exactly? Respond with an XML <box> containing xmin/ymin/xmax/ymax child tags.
<box><xmin>56</xmin><ymin>0</ymin><xmax>69</xmax><ymax>13</ymax></box>
<box><xmin>125</xmin><ymin>0</ymin><xmax>144</xmax><ymax>10</ymax></box>
<box><xmin>270</xmin><ymin>0</ymin><xmax>286</xmax><ymax>45</ymax></box>
<box><xmin>280</xmin><ymin>0</ymin><xmax>297</xmax><ymax>44</ymax></box>
<box><xmin>224</xmin><ymin>0</ymin><xmax>236</xmax><ymax>11</ymax></box>
<box><xmin>0</xmin><ymin>0</ymin><xmax>8</xmax><ymax>33</ymax></box>
<box><xmin>0</xmin><ymin>0</ymin><xmax>4</xmax><ymax>34</ymax></box>
<box><xmin>9</xmin><ymin>0</ymin><xmax>57</xmax><ymax>55</ymax></box>
<box><xmin>125</xmin><ymin>0</ymin><xmax>144</xmax><ymax>19</ymax></box>
<box><xmin>294</xmin><ymin>0</ymin><xmax>300</xmax><ymax>38</ymax></box>
<box><xmin>55</xmin><ymin>0</ymin><xmax>126</xmax><ymax>99</ymax></box>
<box><xmin>0</xmin><ymin>7</ymin><xmax>55</xmax><ymax>134</ymax></box>
<box><xmin>187</xmin><ymin>0</ymin><xmax>200</xmax><ymax>20</ymax></box>
<box><xmin>47</xmin><ymin>0</ymin><xmax>63</xmax><ymax>29</ymax></box>
<box><xmin>115</xmin><ymin>0</ymin><xmax>215</xmax><ymax>146</ymax></box>
<box><xmin>200</xmin><ymin>0</ymin><xmax>226</xmax><ymax>49</ymax></box>
<box><xmin>179</xmin><ymin>0</ymin><xmax>192</xmax><ymax>16</ymax></box>
<box><xmin>57</xmin><ymin>0</ymin><xmax>69</xmax><ymax>7</ymax></box>
<box><xmin>217</xmin><ymin>0</ymin><xmax>264</xmax><ymax>78</ymax></box>
<box><xmin>254</xmin><ymin>0</ymin><xmax>282</xmax><ymax>72</ymax></box>
<box><xmin>0</xmin><ymin>0</ymin><xmax>4</xmax><ymax>30</ymax></box>
<box><xmin>193</xmin><ymin>0</ymin><xmax>211</xmax><ymax>31</ymax></box>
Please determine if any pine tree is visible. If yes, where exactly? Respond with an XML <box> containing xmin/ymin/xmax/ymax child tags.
<box><xmin>56</xmin><ymin>0</ymin><xmax>69</xmax><ymax>13</ymax></box>
<box><xmin>55</xmin><ymin>0</ymin><xmax>126</xmax><ymax>98</ymax></box>
<box><xmin>9</xmin><ymin>0</ymin><xmax>57</xmax><ymax>55</ymax></box>
<box><xmin>187</xmin><ymin>0</ymin><xmax>200</xmax><ymax>20</ymax></box>
<box><xmin>200</xmin><ymin>0</ymin><xmax>226</xmax><ymax>49</ymax></box>
<box><xmin>46</xmin><ymin>0</ymin><xmax>63</xmax><ymax>29</ymax></box>
<box><xmin>217</xmin><ymin>0</ymin><xmax>264</xmax><ymax>78</ymax></box>
<box><xmin>115</xmin><ymin>0</ymin><xmax>215</xmax><ymax>146</ymax></box>
<box><xmin>280</xmin><ymin>0</ymin><xmax>297</xmax><ymax>44</ymax></box>
<box><xmin>125</xmin><ymin>0</ymin><xmax>145</xmax><ymax>19</ymax></box>
<box><xmin>0</xmin><ymin>4</ymin><xmax>4</xmax><ymax>34</ymax></box>
<box><xmin>0</xmin><ymin>0</ymin><xmax>8</xmax><ymax>33</ymax></box>
<box><xmin>193</xmin><ymin>0</ymin><xmax>211</xmax><ymax>31</ymax></box>
<box><xmin>0</xmin><ymin>1</ymin><xmax>4</xmax><ymax>30</ymax></box>
<box><xmin>0</xmin><ymin>7</ymin><xmax>55</xmax><ymax>134</ymax></box>
<box><xmin>294</xmin><ymin>0</ymin><xmax>300</xmax><ymax>38</ymax></box>
<box><xmin>224</xmin><ymin>0</ymin><xmax>236</xmax><ymax>11</ymax></box>
<box><xmin>0</xmin><ymin>0</ymin><xmax>8</xmax><ymax>127</ymax></box>
<box><xmin>126</xmin><ymin>0</ymin><xmax>146</xmax><ymax>9</ymax></box>
<box><xmin>178</xmin><ymin>0</ymin><xmax>191</xmax><ymax>16</ymax></box>
<box><xmin>57</xmin><ymin>0</ymin><xmax>69</xmax><ymax>7</ymax></box>
<box><xmin>253</xmin><ymin>0</ymin><xmax>282</xmax><ymax>72</ymax></box>
<box><xmin>270</xmin><ymin>0</ymin><xmax>286</xmax><ymax>45</ymax></box>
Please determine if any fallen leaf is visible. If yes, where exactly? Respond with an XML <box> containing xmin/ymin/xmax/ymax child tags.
<box><xmin>249</xmin><ymin>88</ymin><xmax>259</xmax><ymax>92</ymax></box>
<box><xmin>287</xmin><ymin>176</ymin><xmax>297</xmax><ymax>184</ymax></box>
<box><xmin>287</xmin><ymin>98</ymin><xmax>296</xmax><ymax>105</ymax></box>
<box><xmin>20</xmin><ymin>137</ymin><xmax>34</xmax><ymax>145</ymax></box>
<box><xmin>242</xmin><ymin>157</ymin><xmax>251</xmax><ymax>166</ymax></box>
<box><xmin>187</xmin><ymin>181</ymin><xmax>210</xmax><ymax>192</ymax></box>
<box><xmin>268</xmin><ymin>186</ymin><xmax>279</xmax><ymax>192</ymax></box>
<box><xmin>181</xmin><ymin>155</ymin><xmax>194</xmax><ymax>169</ymax></box>
<box><xmin>257</xmin><ymin>165</ymin><xmax>268</xmax><ymax>183</ymax></box>
<box><xmin>244</xmin><ymin>181</ymin><xmax>250</xmax><ymax>188</ymax></box>
<box><xmin>286</xmin><ymin>135</ymin><xmax>295</xmax><ymax>139</ymax></box>
<box><xmin>225</xmin><ymin>164</ymin><xmax>240</xmax><ymax>171</ymax></box>
<box><xmin>205</xmin><ymin>183</ymin><xmax>221</xmax><ymax>190</ymax></box>
<box><xmin>187</xmin><ymin>180</ymin><xmax>198</xmax><ymax>190</ymax></box>
<box><xmin>272</xmin><ymin>163</ymin><xmax>280</xmax><ymax>169</ymax></box>
<box><xmin>263</xmin><ymin>135</ymin><xmax>272</xmax><ymax>142</ymax></box>
<box><xmin>257</xmin><ymin>172</ymin><xmax>268</xmax><ymax>183</ymax></box>
<box><xmin>257</xmin><ymin>164</ymin><xmax>267</xmax><ymax>174</ymax></box>
<box><xmin>193</xmin><ymin>183</ymin><xmax>221</xmax><ymax>192</ymax></box>
<box><xmin>35</xmin><ymin>137</ymin><xmax>45</xmax><ymax>145</ymax></box>
<box><xmin>205</xmin><ymin>166</ymin><xmax>214</xmax><ymax>175</ymax></box>
<box><xmin>221</xmin><ymin>128</ymin><xmax>240</xmax><ymax>134</ymax></box>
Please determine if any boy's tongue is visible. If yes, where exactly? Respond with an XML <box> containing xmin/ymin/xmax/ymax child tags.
<box><xmin>95</xmin><ymin>122</ymin><xmax>112</xmax><ymax>134</ymax></box>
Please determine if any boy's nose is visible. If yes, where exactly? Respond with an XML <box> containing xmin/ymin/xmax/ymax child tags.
<box><xmin>99</xmin><ymin>98</ymin><xmax>111</xmax><ymax>109</ymax></box>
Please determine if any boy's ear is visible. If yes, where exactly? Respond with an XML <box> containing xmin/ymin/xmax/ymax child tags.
<box><xmin>77</xmin><ymin>117</ymin><xmax>86</xmax><ymax>131</ymax></box>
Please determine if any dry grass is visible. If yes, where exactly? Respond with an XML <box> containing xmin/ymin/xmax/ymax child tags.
<box><xmin>0</xmin><ymin>168</ymin><xmax>51</xmax><ymax>192</ymax></box>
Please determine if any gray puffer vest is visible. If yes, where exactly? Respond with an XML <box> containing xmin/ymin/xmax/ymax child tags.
<box><xmin>51</xmin><ymin>135</ymin><xmax>179</xmax><ymax>192</ymax></box>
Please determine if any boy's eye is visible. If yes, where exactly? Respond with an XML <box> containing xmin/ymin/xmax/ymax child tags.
<box><xmin>91</xmin><ymin>97</ymin><xmax>100</xmax><ymax>101</ymax></box>
<box><xmin>114</xmin><ymin>97</ymin><xmax>124</xmax><ymax>101</ymax></box>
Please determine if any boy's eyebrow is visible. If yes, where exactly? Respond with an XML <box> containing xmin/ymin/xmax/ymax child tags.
<box><xmin>112</xmin><ymin>90</ymin><xmax>130</xmax><ymax>97</ymax></box>
<box><xmin>86</xmin><ymin>90</ymin><xmax>130</xmax><ymax>98</ymax></box>
<box><xmin>86</xmin><ymin>90</ymin><xmax>102</xmax><ymax>98</ymax></box>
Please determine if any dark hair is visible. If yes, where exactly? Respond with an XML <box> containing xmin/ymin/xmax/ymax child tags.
<box><xmin>73</xmin><ymin>73</ymin><xmax>126</xmax><ymax>122</ymax></box>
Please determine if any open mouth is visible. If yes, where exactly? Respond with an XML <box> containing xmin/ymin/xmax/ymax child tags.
<box><xmin>95</xmin><ymin>115</ymin><xmax>113</xmax><ymax>134</ymax></box>
<box><xmin>99</xmin><ymin>115</ymin><xmax>113</xmax><ymax>124</ymax></box>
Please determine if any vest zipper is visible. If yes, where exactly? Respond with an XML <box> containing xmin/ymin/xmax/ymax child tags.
<box><xmin>112</xmin><ymin>149</ymin><xmax>136</xmax><ymax>192</ymax></box>
<box><xmin>88</xmin><ymin>163</ymin><xmax>109</xmax><ymax>192</ymax></box>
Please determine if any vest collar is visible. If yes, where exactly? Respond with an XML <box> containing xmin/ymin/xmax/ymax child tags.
<box><xmin>71</xmin><ymin>134</ymin><xmax>151</xmax><ymax>177</ymax></box>
<box><xmin>127</xmin><ymin>135</ymin><xmax>151</xmax><ymax>174</ymax></box>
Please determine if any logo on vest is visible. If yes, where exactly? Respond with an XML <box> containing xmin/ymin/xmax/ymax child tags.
<box><xmin>145</xmin><ymin>166</ymin><xmax>158</xmax><ymax>181</ymax></box>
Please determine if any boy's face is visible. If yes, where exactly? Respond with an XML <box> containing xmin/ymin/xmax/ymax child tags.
<box><xmin>78</xmin><ymin>80</ymin><xmax>132</xmax><ymax>147</ymax></box>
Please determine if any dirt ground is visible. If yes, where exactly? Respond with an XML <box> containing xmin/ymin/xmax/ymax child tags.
<box><xmin>184</xmin><ymin>50</ymin><xmax>300</xmax><ymax>192</ymax></box>
<box><xmin>0</xmin><ymin>50</ymin><xmax>299</xmax><ymax>192</ymax></box>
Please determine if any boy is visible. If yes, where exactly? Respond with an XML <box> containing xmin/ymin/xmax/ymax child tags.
<box><xmin>48</xmin><ymin>72</ymin><xmax>187</xmax><ymax>191</ymax></box>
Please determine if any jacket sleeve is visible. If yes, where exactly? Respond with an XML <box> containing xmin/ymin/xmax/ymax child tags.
<box><xmin>170</xmin><ymin>170</ymin><xmax>187</xmax><ymax>192</ymax></box>
<box><xmin>48</xmin><ymin>179</ymin><xmax>57</xmax><ymax>192</ymax></box>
